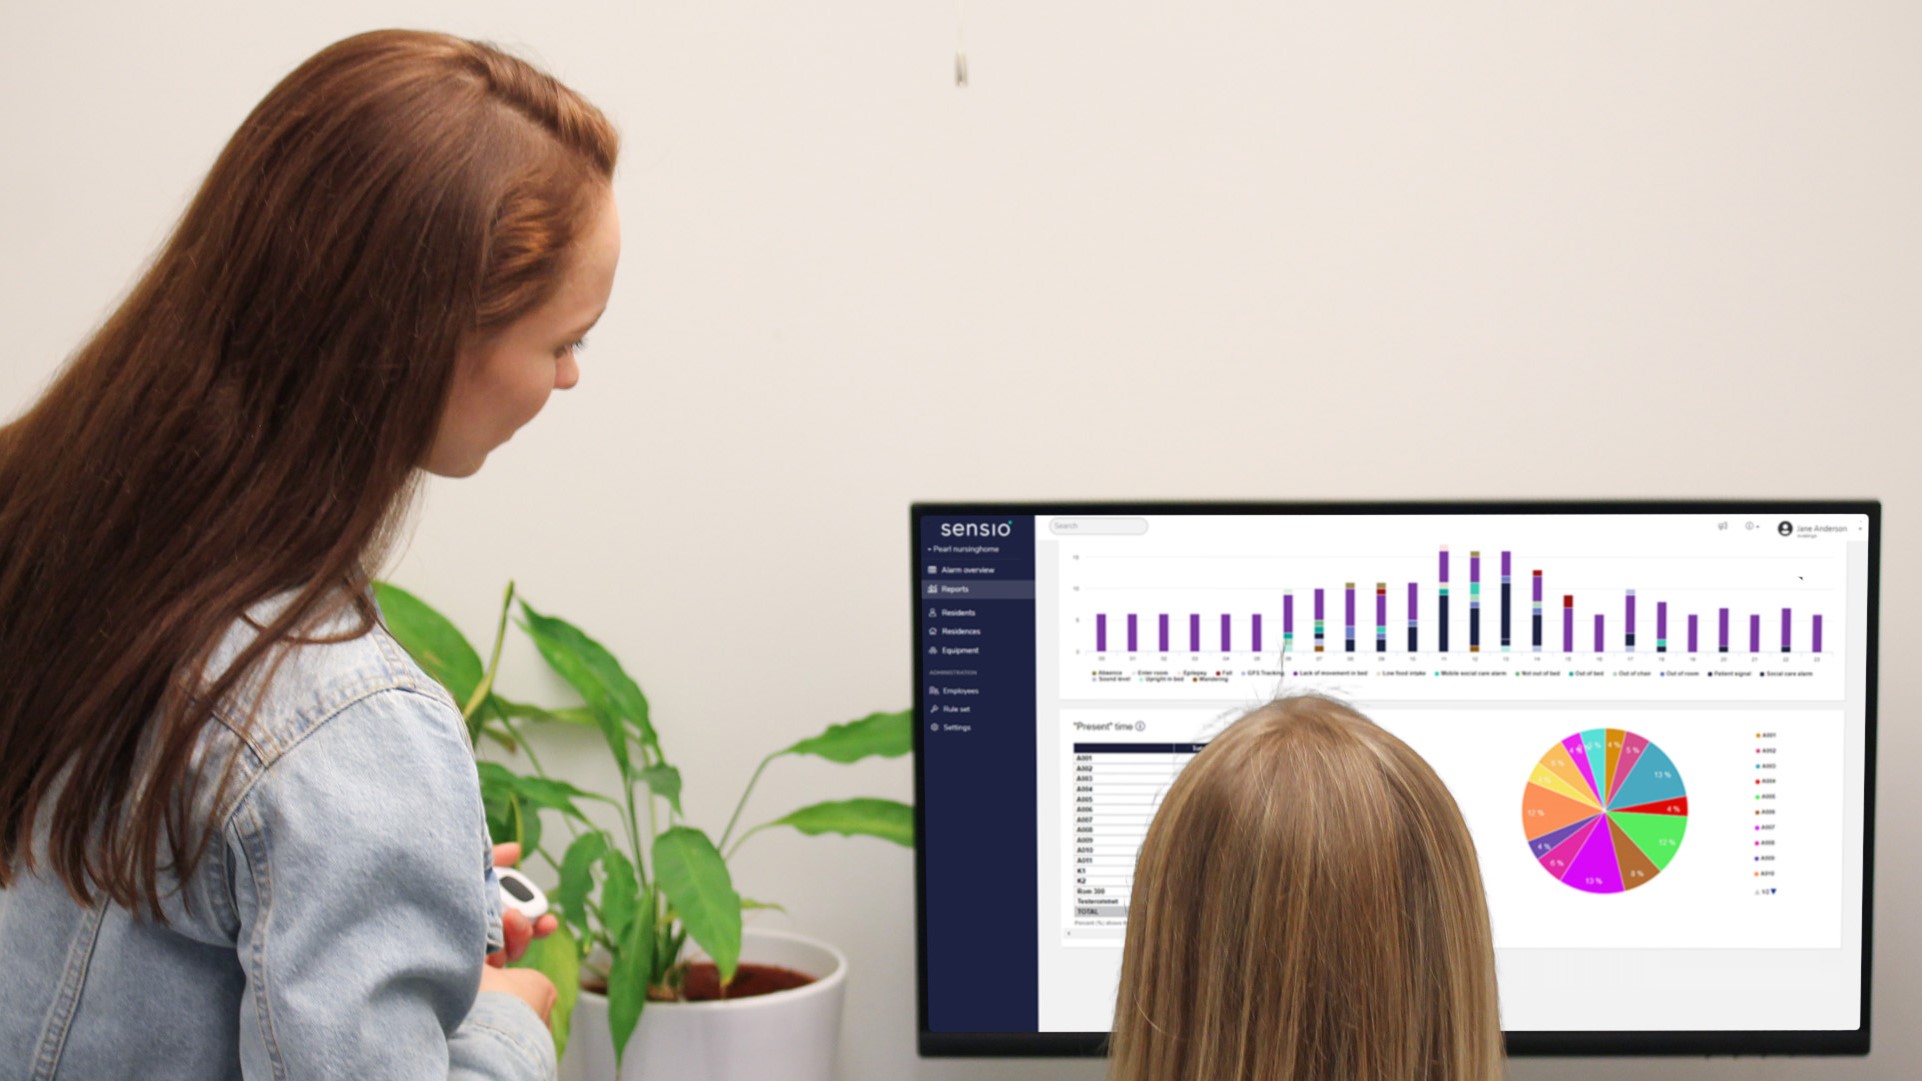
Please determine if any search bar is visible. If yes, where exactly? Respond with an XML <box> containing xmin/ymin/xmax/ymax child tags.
<box><xmin>1049</xmin><ymin>517</ymin><xmax>1149</xmax><ymax>535</ymax></box>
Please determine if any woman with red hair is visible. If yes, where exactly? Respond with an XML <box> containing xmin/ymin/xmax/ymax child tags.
<box><xmin>0</xmin><ymin>30</ymin><xmax>621</xmax><ymax>1079</ymax></box>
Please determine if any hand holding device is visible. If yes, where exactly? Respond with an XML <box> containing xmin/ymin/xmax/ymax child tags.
<box><xmin>486</xmin><ymin>842</ymin><xmax>557</xmax><ymax>967</ymax></box>
<box><xmin>494</xmin><ymin>866</ymin><xmax>549</xmax><ymax>921</ymax></box>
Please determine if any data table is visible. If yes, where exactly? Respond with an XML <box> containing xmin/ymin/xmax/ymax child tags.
<box><xmin>1071</xmin><ymin>741</ymin><xmax>1204</xmax><ymax>925</ymax></box>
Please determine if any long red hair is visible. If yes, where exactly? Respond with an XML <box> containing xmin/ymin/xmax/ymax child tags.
<box><xmin>0</xmin><ymin>30</ymin><xmax>618</xmax><ymax>914</ymax></box>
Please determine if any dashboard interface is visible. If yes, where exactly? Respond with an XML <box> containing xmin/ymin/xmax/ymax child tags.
<box><xmin>915</xmin><ymin>503</ymin><xmax>1877</xmax><ymax>1056</ymax></box>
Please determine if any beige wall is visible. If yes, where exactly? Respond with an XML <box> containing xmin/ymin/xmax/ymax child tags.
<box><xmin>3</xmin><ymin>3</ymin><xmax>1916</xmax><ymax>1078</ymax></box>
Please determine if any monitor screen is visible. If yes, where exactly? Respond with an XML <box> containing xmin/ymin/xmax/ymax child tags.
<box><xmin>913</xmin><ymin>502</ymin><xmax>1878</xmax><ymax>1056</ymax></box>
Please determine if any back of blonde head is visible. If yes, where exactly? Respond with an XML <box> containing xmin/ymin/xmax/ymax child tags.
<box><xmin>1109</xmin><ymin>695</ymin><xmax>1502</xmax><ymax>1081</ymax></box>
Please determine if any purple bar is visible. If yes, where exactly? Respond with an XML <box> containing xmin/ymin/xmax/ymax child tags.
<box><xmin>1221</xmin><ymin>613</ymin><xmax>1231</xmax><ymax>652</ymax></box>
<box><xmin>1375</xmin><ymin>584</ymin><xmax>1386</xmax><ymax>645</ymax></box>
<box><xmin>1657</xmin><ymin>601</ymin><xmax>1668</xmax><ymax>649</ymax></box>
<box><xmin>1594</xmin><ymin>614</ymin><xmax>1604</xmax><ymax>653</ymax></box>
<box><xmin>1253</xmin><ymin>614</ymin><xmax>1263</xmax><ymax>653</ymax></box>
<box><xmin>1097</xmin><ymin>614</ymin><xmax>1107</xmax><ymax>652</ymax></box>
<box><xmin>1159</xmin><ymin>614</ymin><xmax>1169</xmax><ymax>652</ymax></box>
<box><xmin>1127</xmin><ymin>614</ymin><xmax>1138</xmax><ymax>653</ymax></box>
<box><xmin>1502</xmin><ymin>550</ymin><xmax>1511</xmax><ymax>576</ymax></box>
<box><xmin>1189</xmin><ymin>614</ymin><xmax>1200</xmax><ymax>652</ymax></box>
<box><xmin>1814</xmin><ymin>615</ymin><xmax>1824</xmax><ymax>653</ymax></box>
<box><xmin>1407</xmin><ymin>581</ymin><xmax>1418</xmax><ymax>623</ymax></box>
<box><xmin>1284</xmin><ymin>595</ymin><xmax>1294</xmax><ymax>634</ymax></box>
<box><xmin>1719</xmin><ymin>608</ymin><xmax>1730</xmax><ymax>652</ymax></box>
<box><xmin>1440</xmin><ymin>546</ymin><xmax>1450</xmax><ymax>582</ymax></box>
<box><xmin>1689</xmin><ymin>614</ymin><xmax>1699</xmax><ymax>653</ymax></box>
<box><xmin>1625</xmin><ymin>591</ymin><xmax>1636</xmax><ymax>651</ymax></box>
<box><xmin>1315</xmin><ymin>590</ymin><xmax>1325</xmax><ymax>620</ymax></box>
<box><xmin>1749</xmin><ymin>614</ymin><xmax>1760</xmax><ymax>653</ymax></box>
<box><xmin>1781</xmin><ymin>608</ymin><xmax>1791</xmax><ymax>652</ymax></box>
<box><xmin>1533</xmin><ymin>572</ymin><xmax>1542</xmax><ymax>602</ymax></box>
<box><xmin>1563</xmin><ymin>598</ymin><xmax>1573</xmax><ymax>652</ymax></box>
<box><xmin>1345</xmin><ymin>587</ymin><xmax>1355</xmax><ymax>630</ymax></box>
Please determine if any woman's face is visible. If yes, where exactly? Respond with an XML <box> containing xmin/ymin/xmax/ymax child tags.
<box><xmin>422</xmin><ymin>189</ymin><xmax>622</xmax><ymax>478</ymax></box>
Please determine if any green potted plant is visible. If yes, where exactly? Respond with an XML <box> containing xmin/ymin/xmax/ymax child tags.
<box><xmin>374</xmin><ymin>581</ymin><xmax>912</xmax><ymax>1081</ymax></box>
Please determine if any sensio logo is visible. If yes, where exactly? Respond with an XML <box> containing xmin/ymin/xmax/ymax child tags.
<box><xmin>940</xmin><ymin>520</ymin><xmax>1014</xmax><ymax>538</ymax></box>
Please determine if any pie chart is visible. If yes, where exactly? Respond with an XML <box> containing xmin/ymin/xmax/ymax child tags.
<box><xmin>1524</xmin><ymin>728</ymin><xmax>1687</xmax><ymax>893</ymax></box>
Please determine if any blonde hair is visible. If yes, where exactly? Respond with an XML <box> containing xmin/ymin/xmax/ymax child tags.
<box><xmin>1108</xmin><ymin>695</ymin><xmax>1502</xmax><ymax>1081</ymax></box>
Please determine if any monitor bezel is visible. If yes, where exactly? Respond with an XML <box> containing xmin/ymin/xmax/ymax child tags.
<box><xmin>912</xmin><ymin>499</ymin><xmax>1879</xmax><ymax>1057</ymax></box>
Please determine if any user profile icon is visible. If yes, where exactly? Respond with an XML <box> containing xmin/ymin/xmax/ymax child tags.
<box><xmin>1778</xmin><ymin>521</ymin><xmax>1793</xmax><ymax>536</ymax></box>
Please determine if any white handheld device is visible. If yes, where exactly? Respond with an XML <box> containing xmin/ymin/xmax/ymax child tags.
<box><xmin>494</xmin><ymin>866</ymin><xmax>550</xmax><ymax>921</ymax></box>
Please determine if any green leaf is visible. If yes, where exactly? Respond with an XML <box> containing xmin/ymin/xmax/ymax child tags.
<box><xmin>513</xmin><ymin>776</ymin><xmax>605</xmax><ymax>821</ymax></box>
<box><xmin>765</xmin><ymin>798</ymin><xmax>914</xmax><ymax>847</ymax></box>
<box><xmin>482</xmin><ymin>786</ymin><xmax>518</xmax><ymax>848</ymax></box>
<box><xmin>637</xmin><ymin>764</ymin><xmax>683</xmax><ymax>816</ymax></box>
<box><xmin>653</xmin><ymin>827</ymin><xmax>741</xmax><ymax>984</ymax></box>
<box><xmin>740</xmin><ymin>897</ymin><xmax>786</xmax><ymax>914</ymax></box>
<box><xmin>556</xmin><ymin>832</ymin><xmax>607</xmax><ymax>938</ymax></box>
<box><xmin>374</xmin><ymin>582</ymin><xmax>484</xmax><ymax>709</ymax></box>
<box><xmin>608</xmin><ymin>892</ymin><xmax>654</xmax><ymax>1069</ymax></box>
<box><xmin>475</xmin><ymin>760</ymin><xmax>518</xmax><ymax>795</ymax></box>
<box><xmin>493</xmin><ymin>697</ymin><xmax>597</xmax><ymax>726</ymax></box>
<box><xmin>601</xmin><ymin>847</ymin><xmax>639</xmax><ymax>945</ymax></box>
<box><xmin>508</xmin><ymin>794</ymin><xmax>542</xmax><ymax>858</ymax></box>
<box><xmin>782</xmin><ymin>709</ymin><xmax>912</xmax><ymax>763</ymax></box>
<box><xmin>593</xmin><ymin>706</ymin><xmax>634</xmax><ymax>779</ymax></box>
<box><xmin>518</xmin><ymin>602</ymin><xmax>659</xmax><ymax>757</ymax></box>
<box><xmin>658</xmin><ymin>927</ymin><xmax>686</xmax><ymax>988</ymax></box>
<box><xmin>514</xmin><ymin>922</ymin><xmax>580</xmax><ymax>1062</ymax></box>
<box><xmin>476</xmin><ymin>767</ymin><xmax>540</xmax><ymax>852</ymax></box>
<box><xmin>476</xmin><ymin>725</ymin><xmax>518</xmax><ymax>753</ymax></box>
<box><xmin>475</xmin><ymin>762</ymin><xmax>593</xmax><ymax>833</ymax></box>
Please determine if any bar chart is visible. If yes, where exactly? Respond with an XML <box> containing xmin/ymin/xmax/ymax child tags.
<box><xmin>1085</xmin><ymin>545</ymin><xmax>1826</xmax><ymax>659</ymax></box>
<box><xmin>1056</xmin><ymin>517</ymin><xmax>1855</xmax><ymax>703</ymax></box>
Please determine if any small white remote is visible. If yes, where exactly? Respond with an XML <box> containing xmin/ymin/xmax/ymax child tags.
<box><xmin>494</xmin><ymin>866</ymin><xmax>550</xmax><ymax>921</ymax></box>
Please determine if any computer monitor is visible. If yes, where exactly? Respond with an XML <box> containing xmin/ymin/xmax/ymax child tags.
<box><xmin>913</xmin><ymin>501</ymin><xmax>1877</xmax><ymax>1056</ymax></box>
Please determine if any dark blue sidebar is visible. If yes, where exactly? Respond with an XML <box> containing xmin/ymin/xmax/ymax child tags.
<box><xmin>917</xmin><ymin>513</ymin><xmax>1038</xmax><ymax>1033</ymax></box>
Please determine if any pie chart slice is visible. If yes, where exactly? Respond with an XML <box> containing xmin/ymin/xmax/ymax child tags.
<box><xmin>1608</xmin><ymin>818</ymin><xmax>1661</xmax><ymax>888</ymax></box>
<box><xmin>1606</xmin><ymin>740</ymin><xmax>1686</xmax><ymax>813</ymax></box>
<box><xmin>1528</xmin><ymin>814</ymin><xmax>1599</xmax><ymax>859</ymax></box>
<box><xmin>1612</xmin><ymin>811</ymin><xmax>1687</xmax><ymax>873</ymax></box>
<box><xmin>1608</xmin><ymin>730</ymin><xmax>1651</xmax><ymax>804</ymax></box>
<box><xmin>1523</xmin><ymin>781</ymin><xmax>1604</xmax><ymax>838</ymax></box>
<box><xmin>1536</xmin><ymin>816</ymin><xmax>1601</xmax><ymax>879</ymax></box>
<box><xmin>1601</xmin><ymin>728</ymin><xmax>1626</xmax><ymax>804</ymax></box>
<box><xmin>1563</xmin><ymin>731</ymin><xmax>1605</xmax><ymax>803</ymax></box>
<box><xmin>1524</xmin><ymin>729</ymin><xmax>1686</xmax><ymax>893</ymax></box>
<box><xmin>1536</xmin><ymin>746</ymin><xmax>1599</xmax><ymax>805</ymax></box>
<box><xmin>1528</xmin><ymin>761</ymin><xmax>1598</xmax><ymax>807</ymax></box>
<box><xmin>1563</xmin><ymin>815</ymin><xmax>1624</xmax><ymax>893</ymax></box>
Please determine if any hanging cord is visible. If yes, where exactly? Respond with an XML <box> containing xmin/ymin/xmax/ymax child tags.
<box><xmin>955</xmin><ymin>0</ymin><xmax>969</xmax><ymax>87</ymax></box>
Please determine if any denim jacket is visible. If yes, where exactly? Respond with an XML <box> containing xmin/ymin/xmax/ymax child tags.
<box><xmin>0</xmin><ymin>592</ymin><xmax>555</xmax><ymax>1080</ymax></box>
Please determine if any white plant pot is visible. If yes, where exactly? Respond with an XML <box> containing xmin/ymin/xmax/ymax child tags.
<box><xmin>559</xmin><ymin>928</ymin><xmax>848</xmax><ymax>1081</ymax></box>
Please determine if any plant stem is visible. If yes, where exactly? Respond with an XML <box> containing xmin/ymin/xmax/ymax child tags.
<box><xmin>723</xmin><ymin>823</ymin><xmax>768</xmax><ymax>862</ymax></box>
<box><xmin>718</xmin><ymin>752</ymin><xmax>779</xmax><ymax>852</ymax></box>
<box><xmin>583</xmin><ymin>898</ymin><xmax>612</xmax><ymax>956</ymax></box>
<box><xmin>624</xmin><ymin>777</ymin><xmax>649</xmax><ymax>893</ymax></box>
<box><xmin>461</xmin><ymin>581</ymin><xmax>516</xmax><ymax>720</ymax></box>
<box><xmin>495</xmin><ymin>714</ymin><xmax>582</xmax><ymax>843</ymax></box>
<box><xmin>498</xmin><ymin>712</ymin><xmax>548</xmax><ymax>776</ymax></box>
